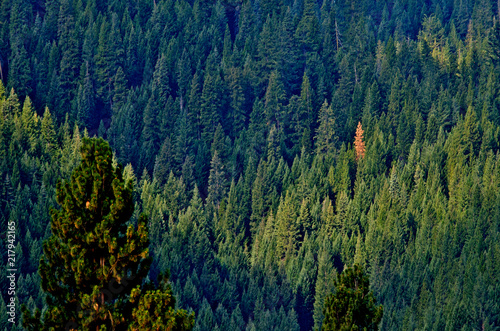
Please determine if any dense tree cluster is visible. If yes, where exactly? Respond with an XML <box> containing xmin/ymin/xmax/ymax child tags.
<box><xmin>322</xmin><ymin>265</ymin><xmax>383</xmax><ymax>331</ymax></box>
<box><xmin>21</xmin><ymin>137</ymin><xmax>194</xmax><ymax>330</ymax></box>
<box><xmin>1</xmin><ymin>0</ymin><xmax>500</xmax><ymax>330</ymax></box>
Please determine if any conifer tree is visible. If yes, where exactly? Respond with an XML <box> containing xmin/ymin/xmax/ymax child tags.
<box><xmin>57</xmin><ymin>0</ymin><xmax>79</xmax><ymax>116</ymax></box>
<box><xmin>264</xmin><ymin>70</ymin><xmax>286</xmax><ymax>126</ymax></box>
<box><xmin>315</xmin><ymin>100</ymin><xmax>336</xmax><ymax>155</ymax></box>
<box><xmin>112</xmin><ymin>66</ymin><xmax>128</xmax><ymax>115</ymax></box>
<box><xmin>40</xmin><ymin>107</ymin><xmax>58</xmax><ymax>158</ymax></box>
<box><xmin>200</xmin><ymin>73</ymin><xmax>223</xmax><ymax>144</ymax></box>
<box><xmin>322</xmin><ymin>265</ymin><xmax>383</xmax><ymax>331</ymax></box>
<box><xmin>22</xmin><ymin>137</ymin><xmax>193</xmax><ymax>330</ymax></box>
<box><xmin>8</xmin><ymin>44</ymin><xmax>32</xmax><ymax>98</ymax></box>
<box><xmin>207</xmin><ymin>150</ymin><xmax>227</xmax><ymax>210</ymax></box>
<box><xmin>77</xmin><ymin>62</ymin><xmax>97</xmax><ymax>129</ymax></box>
<box><xmin>141</xmin><ymin>95</ymin><xmax>160</xmax><ymax>172</ymax></box>
<box><xmin>95</xmin><ymin>18</ymin><xmax>115</xmax><ymax>108</ymax></box>
<box><xmin>20</xmin><ymin>96</ymin><xmax>38</xmax><ymax>153</ymax></box>
<box><xmin>153</xmin><ymin>137</ymin><xmax>173</xmax><ymax>186</ymax></box>
<box><xmin>295</xmin><ymin>0</ymin><xmax>320</xmax><ymax>55</ymax></box>
<box><xmin>354</xmin><ymin>122</ymin><xmax>366</xmax><ymax>162</ymax></box>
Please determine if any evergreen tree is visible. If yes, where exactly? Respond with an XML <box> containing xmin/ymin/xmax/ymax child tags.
<box><xmin>22</xmin><ymin>138</ymin><xmax>194</xmax><ymax>330</ymax></box>
<box><xmin>20</xmin><ymin>96</ymin><xmax>38</xmax><ymax>153</ymax></box>
<box><xmin>57</xmin><ymin>0</ymin><xmax>79</xmax><ymax>117</ymax></box>
<box><xmin>207</xmin><ymin>150</ymin><xmax>227</xmax><ymax>210</ymax></box>
<box><xmin>152</xmin><ymin>53</ymin><xmax>171</xmax><ymax>107</ymax></box>
<box><xmin>128</xmin><ymin>273</ymin><xmax>195</xmax><ymax>330</ymax></box>
<box><xmin>40</xmin><ymin>107</ymin><xmax>58</xmax><ymax>158</ymax></box>
<box><xmin>322</xmin><ymin>265</ymin><xmax>383</xmax><ymax>331</ymax></box>
<box><xmin>7</xmin><ymin>44</ymin><xmax>32</xmax><ymax>98</ymax></box>
<box><xmin>315</xmin><ymin>100</ymin><xmax>336</xmax><ymax>155</ymax></box>
<box><xmin>200</xmin><ymin>73</ymin><xmax>223</xmax><ymax>144</ymax></box>
<box><xmin>77</xmin><ymin>62</ymin><xmax>97</xmax><ymax>129</ymax></box>
<box><xmin>264</xmin><ymin>70</ymin><xmax>287</xmax><ymax>128</ymax></box>
<box><xmin>112</xmin><ymin>66</ymin><xmax>128</xmax><ymax>115</ymax></box>
<box><xmin>295</xmin><ymin>0</ymin><xmax>320</xmax><ymax>56</ymax></box>
<box><xmin>141</xmin><ymin>95</ymin><xmax>160</xmax><ymax>172</ymax></box>
<box><xmin>153</xmin><ymin>137</ymin><xmax>173</xmax><ymax>186</ymax></box>
<box><xmin>95</xmin><ymin>16</ymin><xmax>123</xmax><ymax>110</ymax></box>
<box><xmin>228</xmin><ymin>68</ymin><xmax>247</xmax><ymax>138</ymax></box>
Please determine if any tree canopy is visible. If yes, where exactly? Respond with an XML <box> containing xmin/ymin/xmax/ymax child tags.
<box><xmin>21</xmin><ymin>137</ymin><xmax>193</xmax><ymax>330</ymax></box>
<box><xmin>322</xmin><ymin>265</ymin><xmax>383</xmax><ymax>331</ymax></box>
<box><xmin>0</xmin><ymin>0</ymin><xmax>500</xmax><ymax>330</ymax></box>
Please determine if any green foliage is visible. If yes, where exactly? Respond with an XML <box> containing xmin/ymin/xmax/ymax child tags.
<box><xmin>21</xmin><ymin>138</ymin><xmax>192</xmax><ymax>330</ymax></box>
<box><xmin>129</xmin><ymin>274</ymin><xmax>195</xmax><ymax>330</ymax></box>
<box><xmin>322</xmin><ymin>265</ymin><xmax>383</xmax><ymax>331</ymax></box>
<box><xmin>3</xmin><ymin>1</ymin><xmax>500</xmax><ymax>330</ymax></box>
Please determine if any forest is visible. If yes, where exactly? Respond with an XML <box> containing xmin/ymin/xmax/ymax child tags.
<box><xmin>1</xmin><ymin>0</ymin><xmax>500</xmax><ymax>329</ymax></box>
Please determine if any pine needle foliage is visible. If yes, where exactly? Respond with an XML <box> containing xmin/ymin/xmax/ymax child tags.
<box><xmin>322</xmin><ymin>265</ymin><xmax>383</xmax><ymax>331</ymax></box>
<box><xmin>22</xmin><ymin>137</ymin><xmax>194</xmax><ymax>330</ymax></box>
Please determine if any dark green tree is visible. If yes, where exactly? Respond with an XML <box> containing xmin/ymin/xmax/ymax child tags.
<box><xmin>7</xmin><ymin>45</ymin><xmax>32</xmax><ymax>98</ymax></box>
<box><xmin>57</xmin><ymin>0</ymin><xmax>79</xmax><ymax>117</ymax></box>
<box><xmin>264</xmin><ymin>70</ymin><xmax>286</xmax><ymax>127</ymax></box>
<box><xmin>200</xmin><ymin>73</ymin><xmax>224</xmax><ymax>144</ymax></box>
<box><xmin>207</xmin><ymin>150</ymin><xmax>227</xmax><ymax>210</ymax></box>
<box><xmin>140</xmin><ymin>95</ymin><xmax>160</xmax><ymax>172</ymax></box>
<box><xmin>40</xmin><ymin>107</ymin><xmax>58</xmax><ymax>158</ymax></box>
<box><xmin>112</xmin><ymin>66</ymin><xmax>128</xmax><ymax>115</ymax></box>
<box><xmin>322</xmin><ymin>265</ymin><xmax>383</xmax><ymax>331</ymax></box>
<box><xmin>77</xmin><ymin>62</ymin><xmax>97</xmax><ymax>129</ymax></box>
<box><xmin>22</xmin><ymin>138</ymin><xmax>194</xmax><ymax>330</ymax></box>
<box><xmin>295</xmin><ymin>0</ymin><xmax>320</xmax><ymax>56</ymax></box>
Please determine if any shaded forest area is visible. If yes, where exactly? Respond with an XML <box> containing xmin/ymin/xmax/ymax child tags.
<box><xmin>1</xmin><ymin>0</ymin><xmax>500</xmax><ymax>329</ymax></box>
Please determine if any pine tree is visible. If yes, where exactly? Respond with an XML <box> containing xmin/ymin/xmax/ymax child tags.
<box><xmin>20</xmin><ymin>96</ymin><xmax>38</xmax><ymax>153</ymax></box>
<box><xmin>275</xmin><ymin>191</ymin><xmax>298</xmax><ymax>260</ymax></box>
<box><xmin>22</xmin><ymin>138</ymin><xmax>194</xmax><ymax>330</ymax></box>
<box><xmin>112</xmin><ymin>66</ymin><xmax>128</xmax><ymax>115</ymax></box>
<box><xmin>153</xmin><ymin>137</ymin><xmax>173</xmax><ymax>186</ymax></box>
<box><xmin>228</xmin><ymin>68</ymin><xmax>247</xmax><ymax>137</ymax></box>
<box><xmin>140</xmin><ymin>95</ymin><xmax>160</xmax><ymax>172</ymax></box>
<box><xmin>297</xmin><ymin>73</ymin><xmax>314</xmax><ymax>134</ymax></box>
<box><xmin>315</xmin><ymin>100</ymin><xmax>336</xmax><ymax>155</ymax></box>
<box><xmin>40</xmin><ymin>107</ymin><xmax>58</xmax><ymax>158</ymax></box>
<box><xmin>207</xmin><ymin>150</ymin><xmax>227</xmax><ymax>210</ymax></box>
<box><xmin>95</xmin><ymin>17</ymin><xmax>122</xmax><ymax>109</ymax></box>
<box><xmin>354</xmin><ymin>122</ymin><xmax>366</xmax><ymax>161</ymax></box>
<box><xmin>152</xmin><ymin>53</ymin><xmax>171</xmax><ymax>107</ymax></box>
<box><xmin>462</xmin><ymin>105</ymin><xmax>481</xmax><ymax>161</ymax></box>
<box><xmin>57</xmin><ymin>0</ymin><xmax>79</xmax><ymax>117</ymax></box>
<box><xmin>264</xmin><ymin>70</ymin><xmax>286</xmax><ymax>126</ymax></box>
<box><xmin>322</xmin><ymin>265</ymin><xmax>383</xmax><ymax>331</ymax></box>
<box><xmin>277</xmin><ymin>7</ymin><xmax>301</xmax><ymax>95</ymax></box>
<box><xmin>77</xmin><ymin>62</ymin><xmax>97</xmax><ymax>129</ymax></box>
<box><xmin>257</xmin><ymin>15</ymin><xmax>279</xmax><ymax>90</ymax></box>
<box><xmin>313</xmin><ymin>240</ymin><xmax>336</xmax><ymax>331</ymax></box>
<box><xmin>295</xmin><ymin>0</ymin><xmax>320</xmax><ymax>55</ymax></box>
<box><xmin>128</xmin><ymin>273</ymin><xmax>194</xmax><ymax>330</ymax></box>
<box><xmin>8</xmin><ymin>44</ymin><xmax>32</xmax><ymax>98</ymax></box>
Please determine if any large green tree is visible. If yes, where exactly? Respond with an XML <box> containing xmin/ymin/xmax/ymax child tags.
<box><xmin>322</xmin><ymin>265</ymin><xmax>383</xmax><ymax>331</ymax></box>
<box><xmin>22</xmin><ymin>137</ymin><xmax>193</xmax><ymax>330</ymax></box>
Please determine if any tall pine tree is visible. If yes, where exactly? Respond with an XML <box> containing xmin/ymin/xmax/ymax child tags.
<box><xmin>22</xmin><ymin>138</ymin><xmax>194</xmax><ymax>330</ymax></box>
